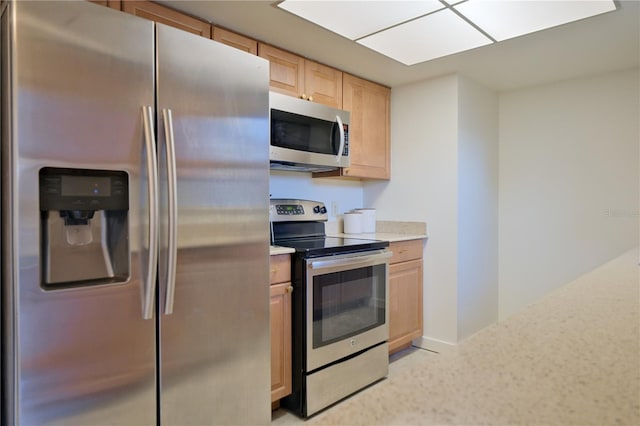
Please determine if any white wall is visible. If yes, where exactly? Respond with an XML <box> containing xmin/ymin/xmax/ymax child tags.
<box><xmin>365</xmin><ymin>74</ymin><xmax>461</xmax><ymax>346</ymax></box>
<box><xmin>269</xmin><ymin>171</ymin><xmax>363</xmax><ymax>220</ymax></box>
<box><xmin>271</xmin><ymin>67</ymin><xmax>639</xmax><ymax>347</ymax></box>
<box><xmin>498</xmin><ymin>68</ymin><xmax>640</xmax><ymax>319</ymax></box>
<box><xmin>457</xmin><ymin>77</ymin><xmax>499</xmax><ymax>340</ymax></box>
<box><xmin>364</xmin><ymin>74</ymin><xmax>500</xmax><ymax>347</ymax></box>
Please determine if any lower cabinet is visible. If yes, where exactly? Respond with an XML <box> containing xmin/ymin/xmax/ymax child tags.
<box><xmin>388</xmin><ymin>240</ymin><xmax>424</xmax><ymax>354</ymax></box>
<box><xmin>270</xmin><ymin>254</ymin><xmax>292</xmax><ymax>404</ymax></box>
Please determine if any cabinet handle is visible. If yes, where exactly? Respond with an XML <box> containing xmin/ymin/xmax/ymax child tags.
<box><xmin>271</xmin><ymin>268</ymin><xmax>279</xmax><ymax>274</ymax></box>
<box><xmin>308</xmin><ymin>96</ymin><xmax>313</xmax><ymax>102</ymax></box>
<box><xmin>286</xmin><ymin>286</ymin><xmax>294</xmax><ymax>294</ymax></box>
<box><xmin>301</xmin><ymin>93</ymin><xmax>308</xmax><ymax>100</ymax></box>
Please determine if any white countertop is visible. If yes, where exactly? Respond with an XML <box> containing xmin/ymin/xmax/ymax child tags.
<box><xmin>269</xmin><ymin>245</ymin><xmax>296</xmax><ymax>255</ymax></box>
<box><xmin>326</xmin><ymin>232</ymin><xmax>427</xmax><ymax>243</ymax></box>
<box><xmin>327</xmin><ymin>220</ymin><xmax>427</xmax><ymax>243</ymax></box>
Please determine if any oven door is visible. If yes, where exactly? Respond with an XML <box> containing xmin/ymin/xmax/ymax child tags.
<box><xmin>305</xmin><ymin>249</ymin><xmax>391</xmax><ymax>372</ymax></box>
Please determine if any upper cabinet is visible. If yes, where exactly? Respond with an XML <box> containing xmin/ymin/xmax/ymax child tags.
<box><xmin>258</xmin><ymin>43</ymin><xmax>342</xmax><ymax>109</ymax></box>
<box><xmin>213</xmin><ymin>27</ymin><xmax>258</xmax><ymax>55</ymax></box>
<box><xmin>314</xmin><ymin>73</ymin><xmax>391</xmax><ymax>180</ymax></box>
<box><xmin>304</xmin><ymin>60</ymin><xmax>343</xmax><ymax>109</ymax></box>
<box><xmin>111</xmin><ymin>1</ymin><xmax>390</xmax><ymax>180</ymax></box>
<box><xmin>122</xmin><ymin>1</ymin><xmax>211</xmax><ymax>38</ymax></box>
<box><xmin>343</xmin><ymin>74</ymin><xmax>390</xmax><ymax>179</ymax></box>
<box><xmin>89</xmin><ymin>0</ymin><xmax>121</xmax><ymax>10</ymax></box>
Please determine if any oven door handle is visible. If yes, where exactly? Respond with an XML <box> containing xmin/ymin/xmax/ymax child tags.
<box><xmin>309</xmin><ymin>250</ymin><xmax>392</xmax><ymax>270</ymax></box>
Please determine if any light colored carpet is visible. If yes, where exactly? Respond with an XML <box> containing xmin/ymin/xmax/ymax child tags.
<box><xmin>273</xmin><ymin>247</ymin><xmax>640</xmax><ymax>425</ymax></box>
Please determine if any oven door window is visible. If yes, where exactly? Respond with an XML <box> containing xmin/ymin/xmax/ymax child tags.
<box><xmin>271</xmin><ymin>109</ymin><xmax>340</xmax><ymax>155</ymax></box>
<box><xmin>312</xmin><ymin>264</ymin><xmax>386</xmax><ymax>349</ymax></box>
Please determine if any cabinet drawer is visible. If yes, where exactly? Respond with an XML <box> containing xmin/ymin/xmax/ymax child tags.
<box><xmin>270</xmin><ymin>254</ymin><xmax>291</xmax><ymax>284</ymax></box>
<box><xmin>389</xmin><ymin>240</ymin><xmax>423</xmax><ymax>264</ymax></box>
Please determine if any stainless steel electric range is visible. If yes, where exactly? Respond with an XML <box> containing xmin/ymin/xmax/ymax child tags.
<box><xmin>270</xmin><ymin>199</ymin><xmax>390</xmax><ymax>417</ymax></box>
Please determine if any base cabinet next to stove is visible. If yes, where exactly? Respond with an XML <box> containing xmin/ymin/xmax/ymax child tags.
<box><xmin>389</xmin><ymin>239</ymin><xmax>424</xmax><ymax>354</ymax></box>
<box><xmin>270</xmin><ymin>254</ymin><xmax>293</xmax><ymax>405</ymax></box>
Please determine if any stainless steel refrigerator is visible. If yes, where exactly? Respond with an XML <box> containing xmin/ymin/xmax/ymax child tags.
<box><xmin>1</xmin><ymin>1</ymin><xmax>271</xmax><ymax>424</ymax></box>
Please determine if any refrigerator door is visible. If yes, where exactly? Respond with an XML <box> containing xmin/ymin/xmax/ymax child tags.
<box><xmin>4</xmin><ymin>2</ymin><xmax>156</xmax><ymax>424</ymax></box>
<box><xmin>156</xmin><ymin>24</ymin><xmax>271</xmax><ymax>425</ymax></box>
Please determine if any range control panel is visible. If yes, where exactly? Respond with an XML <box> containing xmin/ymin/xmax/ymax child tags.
<box><xmin>270</xmin><ymin>199</ymin><xmax>328</xmax><ymax>222</ymax></box>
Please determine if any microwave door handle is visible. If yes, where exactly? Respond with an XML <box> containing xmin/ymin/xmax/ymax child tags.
<box><xmin>142</xmin><ymin>105</ymin><xmax>159</xmax><ymax>320</ymax></box>
<box><xmin>162</xmin><ymin>108</ymin><xmax>178</xmax><ymax>316</ymax></box>
<box><xmin>335</xmin><ymin>115</ymin><xmax>345</xmax><ymax>163</ymax></box>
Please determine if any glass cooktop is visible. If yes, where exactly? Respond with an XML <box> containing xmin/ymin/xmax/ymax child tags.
<box><xmin>273</xmin><ymin>236</ymin><xmax>389</xmax><ymax>257</ymax></box>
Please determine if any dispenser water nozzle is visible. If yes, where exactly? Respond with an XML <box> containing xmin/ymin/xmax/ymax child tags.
<box><xmin>60</xmin><ymin>210</ymin><xmax>95</xmax><ymax>226</ymax></box>
<box><xmin>60</xmin><ymin>210</ymin><xmax>96</xmax><ymax>246</ymax></box>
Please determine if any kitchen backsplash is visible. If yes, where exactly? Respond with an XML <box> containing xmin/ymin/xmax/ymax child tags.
<box><xmin>270</xmin><ymin>170</ymin><xmax>364</xmax><ymax>220</ymax></box>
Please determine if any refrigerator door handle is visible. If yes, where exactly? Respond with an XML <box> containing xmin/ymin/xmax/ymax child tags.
<box><xmin>142</xmin><ymin>105</ymin><xmax>159</xmax><ymax>320</ymax></box>
<box><xmin>162</xmin><ymin>108</ymin><xmax>178</xmax><ymax>315</ymax></box>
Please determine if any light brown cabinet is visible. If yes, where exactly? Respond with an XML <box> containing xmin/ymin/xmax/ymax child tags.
<box><xmin>98</xmin><ymin>1</ymin><xmax>391</xmax><ymax>180</ymax></box>
<box><xmin>304</xmin><ymin>60</ymin><xmax>343</xmax><ymax>108</ymax></box>
<box><xmin>258</xmin><ymin>43</ymin><xmax>343</xmax><ymax>109</ymax></box>
<box><xmin>388</xmin><ymin>240</ymin><xmax>424</xmax><ymax>354</ymax></box>
<box><xmin>213</xmin><ymin>26</ymin><xmax>258</xmax><ymax>55</ymax></box>
<box><xmin>123</xmin><ymin>1</ymin><xmax>211</xmax><ymax>38</ymax></box>
<box><xmin>89</xmin><ymin>0</ymin><xmax>121</xmax><ymax>10</ymax></box>
<box><xmin>314</xmin><ymin>73</ymin><xmax>391</xmax><ymax>180</ymax></box>
<box><xmin>269</xmin><ymin>254</ymin><xmax>292</xmax><ymax>404</ymax></box>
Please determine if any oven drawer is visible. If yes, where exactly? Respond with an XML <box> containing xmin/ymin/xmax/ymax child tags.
<box><xmin>306</xmin><ymin>342</ymin><xmax>388</xmax><ymax>416</ymax></box>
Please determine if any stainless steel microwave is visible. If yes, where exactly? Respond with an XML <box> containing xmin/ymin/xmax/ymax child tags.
<box><xmin>269</xmin><ymin>92</ymin><xmax>350</xmax><ymax>172</ymax></box>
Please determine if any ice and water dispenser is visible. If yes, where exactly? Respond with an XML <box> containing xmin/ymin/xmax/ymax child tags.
<box><xmin>39</xmin><ymin>168</ymin><xmax>130</xmax><ymax>289</ymax></box>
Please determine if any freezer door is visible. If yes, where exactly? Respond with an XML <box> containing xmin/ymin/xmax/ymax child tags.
<box><xmin>4</xmin><ymin>2</ymin><xmax>156</xmax><ymax>424</ymax></box>
<box><xmin>156</xmin><ymin>24</ymin><xmax>271</xmax><ymax>425</ymax></box>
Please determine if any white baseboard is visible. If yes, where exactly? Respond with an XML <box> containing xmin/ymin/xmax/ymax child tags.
<box><xmin>412</xmin><ymin>336</ymin><xmax>457</xmax><ymax>354</ymax></box>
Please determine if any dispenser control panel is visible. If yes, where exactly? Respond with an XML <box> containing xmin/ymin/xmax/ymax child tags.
<box><xmin>40</xmin><ymin>167</ymin><xmax>128</xmax><ymax>212</ymax></box>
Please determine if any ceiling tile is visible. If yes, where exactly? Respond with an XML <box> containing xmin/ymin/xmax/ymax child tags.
<box><xmin>357</xmin><ymin>8</ymin><xmax>493</xmax><ymax>65</ymax></box>
<box><xmin>455</xmin><ymin>0</ymin><xmax>617</xmax><ymax>42</ymax></box>
<box><xmin>277</xmin><ymin>0</ymin><xmax>444</xmax><ymax>40</ymax></box>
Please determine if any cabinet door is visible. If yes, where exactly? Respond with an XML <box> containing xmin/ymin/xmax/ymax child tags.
<box><xmin>213</xmin><ymin>26</ymin><xmax>257</xmax><ymax>55</ymax></box>
<box><xmin>304</xmin><ymin>60</ymin><xmax>342</xmax><ymax>108</ymax></box>
<box><xmin>342</xmin><ymin>73</ymin><xmax>391</xmax><ymax>179</ymax></box>
<box><xmin>89</xmin><ymin>0</ymin><xmax>121</xmax><ymax>10</ymax></box>
<box><xmin>314</xmin><ymin>73</ymin><xmax>391</xmax><ymax>180</ymax></box>
<box><xmin>123</xmin><ymin>1</ymin><xmax>211</xmax><ymax>38</ymax></box>
<box><xmin>258</xmin><ymin>43</ymin><xmax>305</xmax><ymax>98</ymax></box>
<box><xmin>270</xmin><ymin>282</ymin><xmax>292</xmax><ymax>402</ymax></box>
<box><xmin>388</xmin><ymin>259</ymin><xmax>423</xmax><ymax>354</ymax></box>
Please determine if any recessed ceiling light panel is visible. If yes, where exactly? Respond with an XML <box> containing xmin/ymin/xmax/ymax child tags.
<box><xmin>277</xmin><ymin>0</ymin><xmax>445</xmax><ymax>40</ymax></box>
<box><xmin>455</xmin><ymin>0</ymin><xmax>617</xmax><ymax>42</ymax></box>
<box><xmin>357</xmin><ymin>8</ymin><xmax>493</xmax><ymax>65</ymax></box>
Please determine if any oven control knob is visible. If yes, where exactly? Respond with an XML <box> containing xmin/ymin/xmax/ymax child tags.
<box><xmin>320</xmin><ymin>206</ymin><xmax>327</xmax><ymax>214</ymax></box>
<box><xmin>313</xmin><ymin>205</ymin><xmax>321</xmax><ymax>213</ymax></box>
